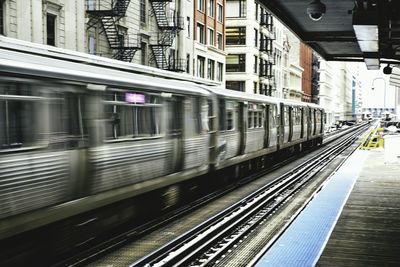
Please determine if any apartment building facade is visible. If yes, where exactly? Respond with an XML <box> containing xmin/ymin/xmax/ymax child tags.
<box><xmin>224</xmin><ymin>0</ymin><xmax>280</xmax><ymax>96</ymax></box>
<box><xmin>0</xmin><ymin>0</ymin><xmax>225</xmax><ymax>85</ymax></box>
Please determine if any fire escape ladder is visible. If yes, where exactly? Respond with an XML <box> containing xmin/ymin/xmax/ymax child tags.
<box><xmin>86</xmin><ymin>0</ymin><xmax>139</xmax><ymax>62</ymax></box>
<box><xmin>113</xmin><ymin>0</ymin><xmax>131</xmax><ymax>16</ymax></box>
<box><xmin>149</xmin><ymin>0</ymin><xmax>184</xmax><ymax>71</ymax></box>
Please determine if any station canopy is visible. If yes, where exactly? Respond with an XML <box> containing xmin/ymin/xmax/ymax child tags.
<box><xmin>262</xmin><ymin>0</ymin><xmax>400</xmax><ymax>71</ymax></box>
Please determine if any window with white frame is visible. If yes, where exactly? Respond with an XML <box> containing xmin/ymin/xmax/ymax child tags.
<box><xmin>197</xmin><ymin>56</ymin><xmax>205</xmax><ymax>78</ymax></box>
<box><xmin>140</xmin><ymin>0</ymin><xmax>146</xmax><ymax>23</ymax></box>
<box><xmin>217</xmin><ymin>3</ymin><xmax>223</xmax><ymax>22</ymax></box>
<box><xmin>0</xmin><ymin>0</ymin><xmax>4</xmax><ymax>35</ymax></box>
<box><xmin>207</xmin><ymin>59</ymin><xmax>215</xmax><ymax>80</ymax></box>
<box><xmin>208</xmin><ymin>28</ymin><xmax>214</xmax><ymax>46</ymax></box>
<box><xmin>198</xmin><ymin>0</ymin><xmax>205</xmax><ymax>12</ymax></box>
<box><xmin>226</xmin><ymin>0</ymin><xmax>246</xmax><ymax>18</ymax></box>
<box><xmin>226</xmin><ymin>54</ymin><xmax>246</xmax><ymax>72</ymax></box>
<box><xmin>217</xmin><ymin>62</ymin><xmax>223</xmax><ymax>81</ymax></box>
<box><xmin>141</xmin><ymin>41</ymin><xmax>147</xmax><ymax>65</ymax></box>
<box><xmin>186</xmin><ymin>54</ymin><xmax>190</xmax><ymax>73</ymax></box>
<box><xmin>226</xmin><ymin>27</ymin><xmax>246</xmax><ymax>45</ymax></box>
<box><xmin>187</xmin><ymin>16</ymin><xmax>191</xmax><ymax>37</ymax></box>
<box><xmin>46</xmin><ymin>13</ymin><xmax>56</xmax><ymax>46</ymax></box>
<box><xmin>88</xmin><ymin>32</ymin><xmax>96</xmax><ymax>54</ymax></box>
<box><xmin>208</xmin><ymin>0</ymin><xmax>214</xmax><ymax>17</ymax></box>
<box><xmin>217</xmin><ymin>32</ymin><xmax>223</xmax><ymax>50</ymax></box>
<box><xmin>197</xmin><ymin>23</ymin><xmax>205</xmax><ymax>44</ymax></box>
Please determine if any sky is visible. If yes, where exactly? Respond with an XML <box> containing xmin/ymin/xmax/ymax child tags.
<box><xmin>356</xmin><ymin>63</ymin><xmax>397</xmax><ymax>109</ymax></box>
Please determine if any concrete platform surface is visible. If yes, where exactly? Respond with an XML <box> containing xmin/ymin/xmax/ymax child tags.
<box><xmin>255</xmin><ymin>146</ymin><xmax>400</xmax><ymax>267</ymax></box>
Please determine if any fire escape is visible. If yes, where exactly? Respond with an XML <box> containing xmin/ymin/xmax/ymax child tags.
<box><xmin>86</xmin><ymin>0</ymin><xmax>140</xmax><ymax>62</ymax></box>
<box><xmin>149</xmin><ymin>0</ymin><xmax>184</xmax><ymax>71</ymax></box>
<box><xmin>311</xmin><ymin>53</ymin><xmax>320</xmax><ymax>104</ymax></box>
<box><xmin>260</xmin><ymin>11</ymin><xmax>276</xmax><ymax>96</ymax></box>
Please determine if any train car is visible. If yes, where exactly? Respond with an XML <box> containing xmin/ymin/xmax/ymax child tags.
<box><xmin>307</xmin><ymin>102</ymin><xmax>325</xmax><ymax>145</ymax></box>
<box><xmin>0</xmin><ymin>46</ymin><xmax>211</xmax><ymax>238</ymax></box>
<box><xmin>0</xmin><ymin>38</ymin><xmax>324</xmax><ymax>247</ymax></box>
<box><xmin>205</xmin><ymin>87</ymin><xmax>280</xmax><ymax>170</ymax></box>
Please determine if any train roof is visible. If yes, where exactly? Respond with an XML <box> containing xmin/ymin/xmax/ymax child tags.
<box><xmin>204</xmin><ymin>86</ymin><xmax>280</xmax><ymax>104</ymax></box>
<box><xmin>0</xmin><ymin>47</ymin><xmax>210</xmax><ymax>97</ymax></box>
<box><xmin>0</xmin><ymin>36</ymin><xmax>219</xmax><ymax>87</ymax></box>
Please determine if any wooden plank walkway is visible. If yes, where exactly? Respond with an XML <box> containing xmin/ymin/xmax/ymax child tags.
<box><xmin>318</xmin><ymin>149</ymin><xmax>400</xmax><ymax>266</ymax></box>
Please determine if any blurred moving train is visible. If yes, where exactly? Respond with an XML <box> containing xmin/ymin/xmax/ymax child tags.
<box><xmin>0</xmin><ymin>37</ymin><xmax>324</xmax><ymax>242</ymax></box>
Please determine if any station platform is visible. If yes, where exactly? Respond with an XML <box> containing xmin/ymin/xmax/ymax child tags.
<box><xmin>255</xmin><ymin>142</ymin><xmax>400</xmax><ymax>266</ymax></box>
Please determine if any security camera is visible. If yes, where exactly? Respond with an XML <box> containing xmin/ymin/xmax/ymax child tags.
<box><xmin>307</xmin><ymin>0</ymin><xmax>326</xmax><ymax>21</ymax></box>
<box><xmin>383</xmin><ymin>64</ymin><xmax>392</xmax><ymax>75</ymax></box>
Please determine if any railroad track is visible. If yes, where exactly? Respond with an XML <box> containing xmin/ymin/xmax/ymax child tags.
<box><xmin>131</xmin><ymin>125</ymin><xmax>369</xmax><ymax>267</ymax></box>
<box><xmin>56</xmin><ymin>124</ymin><xmax>368</xmax><ymax>266</ymax></box>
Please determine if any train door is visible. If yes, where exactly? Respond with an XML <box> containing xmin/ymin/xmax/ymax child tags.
<box><xmin>281</xmin><ymin>104</ymin><xmax>291</xmax><ymax>143</ymax></box>
<box><xmin>269</xmin><ymin>104</ymin><xmax>278</xmax><ymax>147</ymax></box>
<box><xmin>264</xmin><ymin>105</ymin><xmax>270</xmax><ymax>148</ymax></box>
<box><xmin>239</xmin><ymin>101</ymin><xmax>246</xmax><ymax>155</ymax></box>
<box><xmin>207</xmin><ymin>97</ymin><xmax>218</xmax><ymax>166</ymax></box>
<box><xmin>289</xmin><ymin>106</ymin><xmax>293</xmax><ymax>142</ymax></box>
<box><xmin>218</xmin><ymin>99</ymin><xmax>240</xmax><ymax>160</ymax></box>
<box><xmin>167</xmin><ymin>96</ymin><xmax>184</xmax><ymax>172</ymax></box>
<box><xmin>300</xmin><ymin>107</ymin><xmax>305</xmax><ymax>138</ymax></box>
<box><xmin>312</xmin><ymin>109</ymin><xmax>317</xmax><ymax>135</ymax></box>
<box><xmin>181</xmin><ymin>96</ymin><xmax>209</xmax><ymax>170</ymax></box>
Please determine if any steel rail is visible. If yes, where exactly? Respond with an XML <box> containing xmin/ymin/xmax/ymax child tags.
<box><xmin>131</xmin><ymin>125</ymin><xmax>369</xmax><ymax>267</ymax></box>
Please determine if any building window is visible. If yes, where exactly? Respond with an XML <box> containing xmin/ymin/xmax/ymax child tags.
<box><xmin>197</xmin><ymin>56</ymin><xmax>205</xmax><ymax>78</ymax></box>
<box><xmin>254</xmin><ymin>55</ymin><xmax>258</xmax><ymax>73</ymax></box>
<box><xmin>217</xmin><ymin>32</ymin><xmax>223</xmax><ymax>50</ymax></box>
<box><xmin>208</xmin><ymin>28</ymin><xmax>214</xmax><ymax>46</ymax></box>
<box><xmin>187</xmin><ymin>17</ymin><xmax>191</xmax><ymax>37</ymax></box>
<box><xmin>226</xmin><ymin>81</ymin><xmax>245</xmax><ymax>91</ymax></box>
<box><xmin>255</xmin><ymin>3</ymin><xmax>258</xmax><ymax>20</ymax></box>
<box><xmin>254</xmin><ymin>29</ymin><xmax>258</xmax><ymax>47</ymax></box>
<box><xmin>217</xmin><ymin>3</ymin><xmax>223</xmax><ymax>22</ymax></box>
<box><xmin>141</xmin><ymin>42</ymin><xmax>147</xmax><ymax>65</ymax></box>
<box><xmin>217</xmin><ymin>62</ymin><xmax>223</xmax><ymax>81</ymax></box>
<box><xmin>208</xmin><ymin>0</ymin><xmax>214</xmax><ymax>17</ymax></box>
<box><xmin>226</xmin><ymin>0</ymin><xmax>246</xmax><ymax>18</ymax></box>
<box><xmin>186</xmin><ymin>54</ymin><xmax>190</xmax><ymax>74</ymax></box>
<box><xmin>88</xmin><ymin>33</ymin><xmax>96</xmax><ymax>54</ymax></box>
<box><xmin>0</xmin><ymin>1</ymin><xmax>4</xmax><ymax>35</ymax></box>
<box><xmin>140</xmin><ymin>0</ymin><xmax>146</xmax><ymax>23</ymax></box>
<box><xmin>226</xmin><ymin>54</ymin><xmax>246</xmax><ymax>72</ymax></box>
<box><xmin>87</xmin><ymin>0</ymin><xmax>96</xmax><ymax>10</ymax></box>
<box><xmin>207</xmin><ymin>59</ymin><xmax>215</xmax><ymax>80</ymax></box>
<box><xmin>226</xmin><ymin>27</ymin><xmax>246</xmax><ymax>45</ymax></box>
<box><xmin>197</xmin><ymin>23</ymin><xmax>205</xmax><ymax>44</ymax></box>
<box><xmin>198</xmin><ymin>0</ymin><xmax>205</xmax><ymax>12</ymax></box>
<box><xmin>46</xmin><ymin>13</ymin><xmax>56</xmax><ymax>46</ymax></box>
<box><xmin>254</xmin><ymin>82</ymin><xmax>258</xmax><ymax>94</ymax></box>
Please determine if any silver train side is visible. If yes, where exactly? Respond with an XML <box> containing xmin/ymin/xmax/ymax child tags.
<box><xmin>0</xmin><ymin>43</ymin><xmax>324</xmax><ymax>239</ymax></box>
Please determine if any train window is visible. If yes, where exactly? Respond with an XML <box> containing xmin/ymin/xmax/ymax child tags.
<box><xmin>225</xmin><ymin>100</ymin><xmax>236</xmax><ymax>131</ymax></box>
<box><xmin>284</xmin><ymin>106</ymin><xmax>290</xmax><ymax>126</ymax></box>
<box><xmin>218</xmin><ymin>99</ymin><xmax>225</xmax><ymax>131</ymax></box>
<box><xmin>293</xmin><ymin>107</ymin><xmax>301</xmax><ymax>125</ymax></box>
<box><xmin>185</xmin><ymin>97</ymin><xmax>202</xmax><ymax>137</ymax></box>
<box><xmin>316</xmin><ymin>110</ymin><xmax>322</xmax><ymax>123</ymax></box>
<box><xmin>248</xmin><ymin>103</ymin><xmax>264</xmax><ymax>129</ymax></box>
<box><xmin>270</xmin><ymin>105</ymin><xmax>277</xmax><ymax>127</ymax></box>
<box><xmin>248</xmin><ymin>111</ymin><xmax>254</xmax><ymax>128</ymax></box>
<box><xmin>0</xmin><ymin>81</ymin><xmax>85</xmax><ymax>150</ymax></box>
<box><xmin>226</xmin><ymin>109</ymin><xmax>234</xmax><ymax>131</ymax></box>
<box><xmin>104</xmin><ymin>91</ymin><xmax>162</xmax><ymax>139</ymax></box>
<box><xmin>0</xmin><ymin>89</ymin><xmax>36</xmax><ymax>149</ymax></box>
